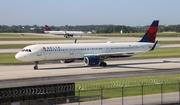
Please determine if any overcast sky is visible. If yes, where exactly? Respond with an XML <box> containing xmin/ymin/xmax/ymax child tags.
<box><xmin>0</xmin><ymin>0</ymin><xmax>180</xmax><ymax>26</ymax></box>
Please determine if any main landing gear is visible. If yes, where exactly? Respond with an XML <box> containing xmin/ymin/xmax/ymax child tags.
<box><xmin>100</xmin><ymin>62</ymin><xmax>107</xmax><ymax>67</ymax></box>
<box><xmin>34</xmin><ymin>61</ymin><xmax>38</xmax><ymax>70</ymax></box>
<box><xmin>64</xmin><ymin>35</ymin><xmax>70</xmax><ymax>38</ymax></box>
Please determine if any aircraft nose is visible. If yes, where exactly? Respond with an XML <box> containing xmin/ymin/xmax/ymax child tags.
<box><xmin>15</xmin><ymin>53</ymin><xmax>24</xmax><ymax>61</ymax></box>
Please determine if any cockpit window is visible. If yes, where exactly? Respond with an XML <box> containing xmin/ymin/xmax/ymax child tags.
<box><xmin>22</xmin><ymin>49</ymin><xmax>32</xmax><ymax>52</ymax></box>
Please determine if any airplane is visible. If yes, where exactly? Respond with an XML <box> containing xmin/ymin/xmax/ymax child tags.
<box><xmin>15</xmin><ymin>20</ymin><xmax>159</xmax><ymax>70</ymax></box>
<box><xmin>44</xmin><ymin>25</ymin><xmax>85</xmax><ymax>38</ymax></box>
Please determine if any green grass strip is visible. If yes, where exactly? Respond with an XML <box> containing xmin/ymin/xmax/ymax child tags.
<box><xmin>0</xmin><ymin>37</ymin><xmax>98</xmax><ymax>41</ymax></box>
<box><xmin>159</xmin><ymin>41</ymin><xmax>180</xmax><ymax>44</ymax></box>
<box><xmin>133</xmin><ymin>48</ymin><xmax>180</xmax><ymax>58</ymax></box>
<box><xmin>88</xmin><ymin>32</ymin><xmax>180</xmax><ymax>37</ymax></box>
<box><xmin>0</xmin><ymin>34</ymin><xmax>45</xmax><ymax>38</ymax></box>
<box><xmin>0</xmin><ymin>44</ymin><xmax>29</xmax><ymax>49</ymax></box>
<box><xmin>0</xmin><ymin>54</ymin><xmax>23</xmax><ymax>64</ymax></box>
<box><xmin>78</xmin><ymin>84</ymin><xmax>178</xmax><ymax>100</ymax></box>
<box><xmin>76</xmin><ymin>74</ymin><xmax>180</xmax><ymax>99</ymax></box>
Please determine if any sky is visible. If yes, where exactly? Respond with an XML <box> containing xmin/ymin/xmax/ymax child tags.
<box><xmin>0</xmin><ymin>0</ymin><xmax>180</xmax><ymax>26</ymax></box>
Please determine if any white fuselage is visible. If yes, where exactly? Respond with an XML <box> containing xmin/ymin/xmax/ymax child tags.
<box><xmin>44</xmin><ymin>30</ymin><xmax>85</xmax><ymax>35</ymax></box>
<box><xmin>15</xmin><ymin>42</ymin><xmax>154</xmax><ymax>62</ymax></box>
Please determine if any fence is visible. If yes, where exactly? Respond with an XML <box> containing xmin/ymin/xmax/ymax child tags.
<box><xmin>1</xmin><ymin>77</ymin><xmax>180</xmax><ymax>105</ymax></box>
<box><xmin>73</xmin><ymin>77</ymin><xmax>180</xmax><ymax>105</ymax></box>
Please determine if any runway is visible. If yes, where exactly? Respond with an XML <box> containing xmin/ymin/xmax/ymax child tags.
<box><xmin>0</xmin><ymin>57</ymin><xmax>180</xmax><ymax>88</ymax></box>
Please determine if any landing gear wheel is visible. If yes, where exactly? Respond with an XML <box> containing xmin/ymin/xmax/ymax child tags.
<box><xmin>34</xmin><ymin>65</ymin><xmax>38</xmax><ymax>70</ymax></box>
<box><xmin>100</xmin><ymin>62</ymin><xmax>107</xmax><ymax>67</ymax></box>
<box><xmin>34</xmin><ymin>61</ymin><xmax>39</xmax><ymax>70</ymax></box>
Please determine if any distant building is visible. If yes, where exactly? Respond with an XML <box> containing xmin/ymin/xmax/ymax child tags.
<box><xmin>30</xmin><ymin>28</ymin><xmax>35</xmax><ymax>30</ymax></box>
<box><xmin>120</xmin><ymin>30</ymin><xmax>123</xmax><ymax>34</ymax></box>
<box><xmin>164</xmin><ymin>24</ymin><xmax>169</xmax><ymax>27</ymax></box>
<box><xmin>87</xmin><ymin>31</ymin><xmax>92</xmax><ymax>34</ymax></box>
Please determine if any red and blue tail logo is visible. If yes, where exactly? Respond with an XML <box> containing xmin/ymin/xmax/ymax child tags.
<box><xmin>139</xmin><ymin>20</ymin><xmax>159</xmax><ymax>43</ymax></box>
<box><xmin>45</xmin><ymin>25</ymin><xmax>51</xmax><ymax>31</ymax></box>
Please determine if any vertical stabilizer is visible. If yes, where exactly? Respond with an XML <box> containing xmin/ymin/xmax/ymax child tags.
<box><xmin>45</xmin><ymin>25</ymin><xmax>51</xmax><ymax>31</ymax></box>
<box><xmin>139</xmin><ymin>20</ymin><xmax>159</xmax><ymax>43</ymax></box>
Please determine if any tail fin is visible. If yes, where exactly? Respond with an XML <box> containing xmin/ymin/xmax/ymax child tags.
<box><xmin>45</xmin><ymin>25</ymin><xmax>51</xmax><ymax>31</ymax></box>
<box><xmin>139</xmin><ymin>20</ymin><xmax>159</xmax><ymax>43</ymax></box>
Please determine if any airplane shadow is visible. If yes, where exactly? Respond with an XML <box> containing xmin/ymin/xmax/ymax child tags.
<box><xmin>38</xmin><ymin>64</ymin><xmax>91</xmax><ymax>70</ymax></box>
<box><xmin>37</xmin><ymin>60</ymin><xmax>177</xmax><ymax>71</ymax></box>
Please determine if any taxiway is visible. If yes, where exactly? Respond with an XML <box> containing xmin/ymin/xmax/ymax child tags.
<box><xmin>0</xmin><ymin>57</ymin><xmax>180</xmax><ymax>88</ymax></box>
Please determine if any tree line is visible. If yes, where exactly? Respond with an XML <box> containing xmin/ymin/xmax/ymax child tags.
<box><xmin>0</xmin><ymin>24</ymin><xmax>180</xmax><ymax>33</ymax></box>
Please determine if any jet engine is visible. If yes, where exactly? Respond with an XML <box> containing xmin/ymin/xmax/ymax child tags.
<box><xmin>64</xmin><ymin>34</ymin><xmax>73</xmax><ymax>37</ymax></box>
<box><xmin>64</xmin><ymin>32</ymin><xmax>74</xmax><ymax>38</ymax></box>
<box><xmin>83</xmin><ymin>56</ymin><xmax>99</xmax><ymax>66</ymax></box>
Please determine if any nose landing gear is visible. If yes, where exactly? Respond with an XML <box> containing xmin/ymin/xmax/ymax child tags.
<box><xmin>34</xmin><ymin>61</ymin><xmax>39</xmax><ymax>70</ymax></box>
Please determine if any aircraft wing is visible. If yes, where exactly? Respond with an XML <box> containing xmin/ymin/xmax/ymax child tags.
<box><xmin>84</xmin><ymin>51</ymin><xmax>145</xmax><ymax>58</ymax></box>
<box><xmin>84</xmin><ymin>41</ymin><xmax>158</xmax><ymax>58</ymax></box>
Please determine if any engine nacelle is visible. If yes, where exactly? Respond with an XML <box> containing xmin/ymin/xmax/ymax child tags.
<box><xmin>69</xmin><ymin>34</ymin><xmax>74</xmax><ymax>37</ymax></box>
<box><xmin>83</xmin><ymin>56</ymin><xmax>99</xmax><ymax>66</ymax></box>
<box><xmin>60</xmin><ymin>60</ymin><xmax>74</xmax><ymax>63</ymax></box>
<box><xmin>64</xmin><ymin>34</ymin><xmax>74</xmax><ymax>38</ymax></box>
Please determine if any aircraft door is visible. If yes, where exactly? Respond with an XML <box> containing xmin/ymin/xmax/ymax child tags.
<box><xmin>106</xmin><ymin>45</ymin><xmax>110</xmax><ymax>53</ymax></box>
<box><xmin>36</xmin><ymin>46</ymin><xmax>44</xmax><ymax>56</ymax></box>
<box><xmin>69</xmin><ymin>46</ymin><xmax>74</xmax><ymax>55</ymax></box>
<box><xmin>34</xmin><ymin>46</ymin><xmax>46</xmax><ymax>61</ymax></box>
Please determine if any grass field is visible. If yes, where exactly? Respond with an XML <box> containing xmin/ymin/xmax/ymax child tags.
<box><xmin>76</xmin><ymin>74</ymin><xmax>180</xmax><ymax>99</ymax></box>
<box><xmin>0</xmin><ymin>54</ymin><xmax>23</xmax><ymax>64</ymax></box>
<box><xmin>88</xmin><ymin>32</ymin><xmax>180</xmax><ymax>37</ymax></box>
<box><xmin>159</xmin><ymin>41</ymin><xmax>180</xmax><ymax>44</ymax></box>
<box><xmin>0</xmin><ymin>44</ymin><xmax>29</xmax><ymax>49</ymax></box>
<box><xmin>133</xmin><ymin>48</ymin><xmax>180</xmax><ymax>58</ymax></box>
<box><xmin>0</xmin><ymin>33</ymin><xmax>100</xmax><ymax>41</ymax></box>
<box><xmin>0</xmin><ymin>33</ymin><xmax>46</xmax><ymax>38</ymax></box>
<box><xmin>0</xmin><ymin>37</ymin><xmax>98</xmax><ymax>41</ymax></box>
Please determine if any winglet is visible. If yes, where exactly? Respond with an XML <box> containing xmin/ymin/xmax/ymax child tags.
<box><xmin>150</xmin><ymin>40</ymin><xmax>158</xmax><ymax>51</ymax></box>
<box><xmin>74</xmin><ymin>39</ymin><xmax>77</xmax><ymax>43</ymax></box>
<box><xmin>139</xmin><ymin>20</ymin><xmax>159</xmax><ymax>43</ymax></box>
